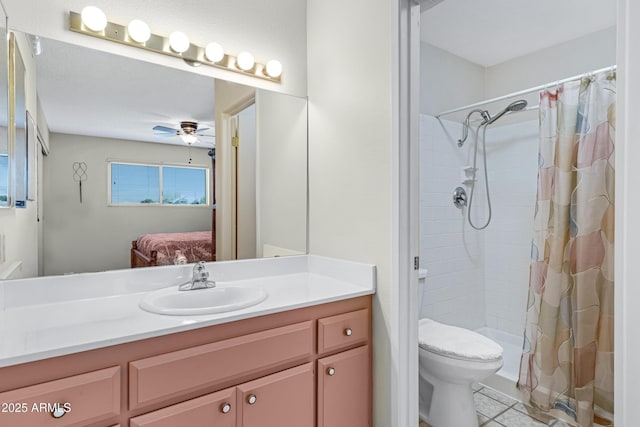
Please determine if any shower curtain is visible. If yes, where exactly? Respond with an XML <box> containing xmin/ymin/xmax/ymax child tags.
<box><xmin>517</xmin><ymin>70</ymin><xmax>615</xmax><ymax>427</ymax></box>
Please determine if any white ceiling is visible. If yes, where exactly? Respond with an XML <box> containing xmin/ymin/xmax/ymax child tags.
<box><xmin>421</xmin><ymin>0</ymin><xmax>617</xmax><ymax>67</ymax></box>
<box><xmin>35</xmin><ymin>37</ymin><xmax>216</xmax><ymax>148</ymax></box>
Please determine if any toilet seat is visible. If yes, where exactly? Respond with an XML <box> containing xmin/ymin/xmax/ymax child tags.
<box><xmin>418</xmin><ymin>318</ymin><xmax>503</xmax><ymax>362</ymax></box>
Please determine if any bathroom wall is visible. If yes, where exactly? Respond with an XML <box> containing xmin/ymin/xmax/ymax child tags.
<box><xmin>485</xmin><ymin>27</ymin><xmax>616</xmax><ymax>99</ymax></box>
<box><xmin>307</xmin><ymin>0</ymin><xmax>392</xmax><ymax>424</ymax></box>
<box><xmin>419</xmin><ymin>115</ymin><xmax>485</xmax><ymax>330</ymax></box>
<box><xmin>420</xmin><ymin>42</ymin><xmax>485</xmax><ymax>116</ymax></box>
<box><xmin>43</xmin><ymin>133</ymin><xmax>211</xmax><ymax>275</ymax></box>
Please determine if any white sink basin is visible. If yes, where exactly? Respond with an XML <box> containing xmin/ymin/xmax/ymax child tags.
<box><xmin>139</xmin><ymin>285</ymin><xmax>268</xmax><ymax>316</ymax></box>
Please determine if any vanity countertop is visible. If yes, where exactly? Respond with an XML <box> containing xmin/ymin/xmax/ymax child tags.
<box><xmin>0</xmin><ymin>255</ymin><xmax>375</xmax><ymax>367</ymax></box>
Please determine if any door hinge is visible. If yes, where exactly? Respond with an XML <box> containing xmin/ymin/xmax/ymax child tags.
<box><xmin>414</xmin><ymin>256</ymin><xmax>419</xmax><ymax>270</ymax></box>
<box><xmin>232</xmin><ymin>136</ymin><xmax>239</xmax><ymax>147</ymax></box>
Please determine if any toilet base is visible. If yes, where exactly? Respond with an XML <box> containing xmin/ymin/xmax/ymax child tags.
<box><xmin>420</xmin><ymin>378</ymin><xmax>478</xmax><ymax>427</ymax></box>
<box><xmin>418</xmin><ymin>347</ymin><xmax>503</xmax><ymax>427</ymax></box>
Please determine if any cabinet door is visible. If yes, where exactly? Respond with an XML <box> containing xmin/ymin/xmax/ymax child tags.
<box><xmin>129</xmin><ymin>387</ymin><xmax>236</xmax><ymax>427</ymax></box>
<box><xmin>237</xmin><ymin>363</ymin><xmax>313</xmax><ymax>427</ymax></box>
<box><xmin>318</xmin><ymin>345</ymin><xmax>370</xmax><ymax>427</ymax></box>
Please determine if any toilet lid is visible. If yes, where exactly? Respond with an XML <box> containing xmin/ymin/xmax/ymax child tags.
<box><xmin>418</xmin><ymin>318</ymin><xmax>503</xmax><ymax>361</ymax></box>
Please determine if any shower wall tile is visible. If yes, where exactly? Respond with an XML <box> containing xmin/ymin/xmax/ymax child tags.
<box><xmin>419</xmin><ymin>115</ymin><xmax>486</xmax><ymax>330</ymax></box>
<box><xmin>420</xmin><ymin>114</ymin><xmax>539</xmax><ymax>338</ymax></box>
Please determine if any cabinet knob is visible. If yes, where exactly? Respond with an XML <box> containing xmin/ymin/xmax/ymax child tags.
<box><xmin>247</xmin><ymin>394</ymin><xmax>257</xmax><ymax>405</ymax></box>
<box><xmin>327</xmin><ymin>367</ymin><xmax>336</xmax><ymax>376</ymax></box>
<box><xmin>344</xmin><ymin>328</ymin><xmax>353</xmax><ymax>336</ymax></box>
<box><xmin>50</xmin><ymin>406</ymin><xmax>66</xmax><ymax>419</ymax></box>
<box><xmin>221</xmin><ymin>403</ymin><xmax>232</xmax><ymax>414</ymax></box>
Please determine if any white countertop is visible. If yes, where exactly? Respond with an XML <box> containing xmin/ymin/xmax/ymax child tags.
<box><xmin>0</xmin><ymin>255</ymin><xmax>376</xmax><ymax>367</ymax></box>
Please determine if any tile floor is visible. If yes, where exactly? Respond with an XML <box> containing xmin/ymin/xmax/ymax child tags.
<box><xmin>418</xmin><ymin>384</ymin><xmax>571</xmax><ymax>427</ymax></box>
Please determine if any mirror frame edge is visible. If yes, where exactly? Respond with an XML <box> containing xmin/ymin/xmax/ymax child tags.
<box><xmin>3</xmin><ymin>29</ymin><xmax>14</xmax><ymax>208</ymax></box>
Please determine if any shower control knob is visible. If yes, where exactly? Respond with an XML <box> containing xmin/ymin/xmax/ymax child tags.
<box><xmin>453</xmin><ymin>187</ymin><xmax>467</xmax><ymax>209</ymax></box>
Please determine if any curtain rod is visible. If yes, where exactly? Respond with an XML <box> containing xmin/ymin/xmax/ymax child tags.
<box><xmin>435</xmin><ymin>65</ymin><xmax>616</xmax><ymax>118</ymax></box>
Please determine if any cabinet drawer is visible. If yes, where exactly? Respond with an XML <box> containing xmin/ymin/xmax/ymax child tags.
<box><xmin>130</xmin><ymin>387</ymin><xmax>236</xmax><ymax>427</ymax></box>
<box><xmin>318</xmin><ymin>309</ymin><xmax>369</xmax><ymax>353</ymax></box>
<box><xmin>130</xmin><ymin>321</ymin><xmax>313</xmax><ymax>409</ymax></box>
<box><xmin>0</xmin><ymin>366</ymin><xmax>120</xmax><ymax>427</ymax></box>
<box><xmin>237</xmin><ymin>363</ymin><xmax>314</xmax><ymax>427</ymax></box>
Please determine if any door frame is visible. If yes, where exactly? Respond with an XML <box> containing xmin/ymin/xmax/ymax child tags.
<box><xmin>399</xmin><ymin>1</ymin><xmax>631</xmax><ymax>426</ymax></box>
<box><xmin>217</xmin><ymin>94</ymin><xmax>255</xmax><ymax>261</ymax></box>
<box><xmin>391</xmin><ymin>0</ymin><xmax>421</xmax><ymax>425</ymax></box>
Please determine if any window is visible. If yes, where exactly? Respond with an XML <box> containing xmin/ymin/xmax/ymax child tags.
<box><xmin>109</xmin><ymin>162</ymin><xmax>208</xmax><ymax>206</ymax></box>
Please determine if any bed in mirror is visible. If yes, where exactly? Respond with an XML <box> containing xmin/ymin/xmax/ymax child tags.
<box><xmin>14</xmin><ymin>33</ymin><xmax>307</xmax><ymax>278</ymax></box>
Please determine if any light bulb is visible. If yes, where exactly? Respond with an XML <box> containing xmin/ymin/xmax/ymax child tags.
<box><xmin>81</xmin><ymin>6</ymin><xmax>107</xmax><ymax>32</ymax></box>
<box><xmin>181</xmin><ymin>133</ymin><xmax>198</xmax><ymax>145</ymax></box>
<box><xmin>128</xmin><ymin>19</ymin><xmax>150</xmax><ymax>43</ymax></box>
<box><xmin>205</xmin><ymin>42</ymin><xmax>224</xmax><ymax>63</ymax></box>
<box><xmin>169</xmin><ymin>31</ymin><xmax>190</xmax><ymax>53</ymax></box>
<box><xmin>236</xmin><ymin>52</ymin><xmax>255</xmax><ymax>71</ymax></box>
<box><xmin>265</xmin><ymin>59</ymin><xmax>282</xmax><ymax>78</ymax></box>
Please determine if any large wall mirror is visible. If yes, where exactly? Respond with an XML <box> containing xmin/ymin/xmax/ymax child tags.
<box><xmin>14</xmin><ymin>33</ymin><xmax>307</xmax><ymax>278</ymax></box>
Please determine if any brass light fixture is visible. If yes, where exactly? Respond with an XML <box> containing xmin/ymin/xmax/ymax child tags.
<box><xmin>69</xmin><ymin>7</ymin><xmax>282</xmax><ymax>83</ymax></box>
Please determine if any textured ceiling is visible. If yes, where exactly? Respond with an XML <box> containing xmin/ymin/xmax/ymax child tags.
<box><xmin>421</xmin><ymin>0</ymin><xmax>616</xmax><ymax>67</ymax></box>
<box><xmin>35</xmin><ymin>37</ymin><xmax>215</xmax><ymax>148</ymax></box>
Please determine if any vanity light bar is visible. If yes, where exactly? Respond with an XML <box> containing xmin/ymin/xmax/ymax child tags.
<box><xmin>68</xmin><ymin>11</ymin><xmax>282</xmax><ymax>83</ymax></box>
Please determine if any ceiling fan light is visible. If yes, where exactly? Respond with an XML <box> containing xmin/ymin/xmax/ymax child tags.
<box><xmin>265</xmin><ymin>59</ymin><xmax>282</xmax><ymax>78</ymax></box>
<box><xmin>236</xmin><ymin>51</ymin><xmax>255</xmax><ymax>71</ymax></box>
<box><xmin>81</xmin><ymin>6</ymin><xmax>107</xmax><ymax>32</ymax></box>
<box><xmin>205</xmin><ymin>42</ymin><xmax>224</xmax><ymax>63</ymax></box>
<box><xmin>128</xmin><ymin>19</ymin><xmax>151</xmax><ymax>43</ymax></box>
<box><xmin>181</xmin><ymin>133</ymin><xmax>198</xmax><ymax>145</ymax></box>
<box><xmin>169</xmin><ymin>31</ymin><xmax>190</xmax><ymax>53</ymax></box>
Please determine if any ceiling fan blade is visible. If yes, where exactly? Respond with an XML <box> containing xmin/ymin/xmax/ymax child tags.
<box><xmin>195</xmin><ymin>127</ymin><xmax>210</xmax><ymax>133</ymax></box>
<box><xmin>153</xmin><ymin>125</ymin><xmax>178</xmax><ymax>133</ymax></box>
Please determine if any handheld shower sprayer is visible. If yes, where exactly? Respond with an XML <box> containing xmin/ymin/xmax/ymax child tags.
<box><xmin>484</xmin><ymin>100</ymin><xmax>528</xmax><ymax>125</ymax></box>
<box><xmin>456</xmin><ymin>99</ymin><xmax>528</xmax><ymax>230</ymax></box>
<box><xmin>457</xmin><ymin>100</ymin><xmax>528</xmax><ymax>147</ymax></box>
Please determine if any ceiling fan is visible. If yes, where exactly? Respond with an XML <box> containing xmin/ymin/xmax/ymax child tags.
<box><xmin>152</xmin><ymin>121</ymin><xmax>214</xmax><ymax>145</ymax></box>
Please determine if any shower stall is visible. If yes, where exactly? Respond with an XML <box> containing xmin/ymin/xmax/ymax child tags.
<box><xmin>420</xmin><ymin>67</ymin><xmax>615</xmax><ymax>386</ymax></box>
<box><xmin>419</xmin><ymin>106</ymin><xmax>539</xmax><ymax>384</ymax></box>
<box><xmin>419</xmin><ymin>64</ymin><xmax>616</xmax><ymax>427</ymax></box>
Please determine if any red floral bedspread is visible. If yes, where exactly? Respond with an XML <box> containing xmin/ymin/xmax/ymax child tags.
<box><xmin>136</xmin><ymin>231</ymin><xmax>213</xmax><ymax>265</ymax></box>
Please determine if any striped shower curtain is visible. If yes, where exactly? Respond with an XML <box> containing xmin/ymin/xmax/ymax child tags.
<box><xmin>517</xmin><ymin>70</ymin><xmax>616</xmax><ymax>427</ymax></box>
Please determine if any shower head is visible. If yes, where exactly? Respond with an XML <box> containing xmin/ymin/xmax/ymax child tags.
<box><xmin>485</xmin><ymin>100</ymin><xmax>528</xmax><ymax>125</ymax></box>
<box><xmin>506</xmin><ymin>99</ymin><xmax>528</xmax><ymax>112</ymax></box>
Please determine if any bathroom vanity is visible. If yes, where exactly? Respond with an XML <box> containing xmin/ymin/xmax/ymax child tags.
<box><xmin>0</xmin><ymin>255</ymin><xmax>375</xmax><ymax>427</ymax></box>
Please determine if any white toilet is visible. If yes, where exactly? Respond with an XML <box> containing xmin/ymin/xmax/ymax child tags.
<box><xmin>417</xmin><ymin>270</ymin><xmax>504</xmax><ymax>427</ymax></box>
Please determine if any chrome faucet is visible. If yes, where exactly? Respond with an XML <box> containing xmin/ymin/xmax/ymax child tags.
<box><xmin>179</xmin><ymin>261</ymin><xmax>216</xmax><ymax>291</ymax></box>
